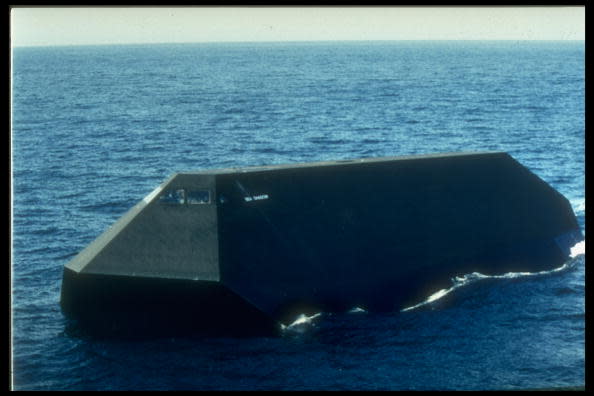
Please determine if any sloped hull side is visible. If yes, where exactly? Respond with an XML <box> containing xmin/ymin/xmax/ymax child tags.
<box><xmin>65</xmin><ymin>173</ymin><xmax>220</xmax><ymax>281</ymax></box>
<box><xmin>215</xmin><ymin>153</ymin><xmax>582</xmax><ymax>324</ymax></box>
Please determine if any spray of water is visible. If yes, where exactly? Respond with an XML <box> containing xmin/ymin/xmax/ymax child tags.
<box><xmin>280</xmin><ymin>312</ymin><xmax>323</xmax><ymax>333</ymax></box>
<box><xmin>570</xmin><ymin>240</ymin><xmax>585</xmax><ymax>258</ymax></box>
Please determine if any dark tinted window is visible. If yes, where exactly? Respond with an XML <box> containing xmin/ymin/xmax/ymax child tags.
<box><xmin>159</xmin><ymin>189</ymin><xmax>185</xmax><ymax>205</ymax></box>
<box><xmin>187</xmin><ymin>190</ymin><xmax>211</xmax><ymax>204</ymax></box>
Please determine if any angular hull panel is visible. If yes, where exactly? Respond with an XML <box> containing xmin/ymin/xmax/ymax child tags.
<box><xmin>60</xmin><ymin>152</ymin><xmax>583</xmax><ymax>336</ymax></box>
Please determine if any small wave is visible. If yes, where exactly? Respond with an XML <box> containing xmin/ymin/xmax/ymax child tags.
<box><xmin>361</xmin><ymin>138</ymin><xmax>381</xmax><ymax>144</ymax></box>
<box><xmin>222</xmin><ymin>107</ymin><xmax>245</xmax><ymax>115</ymax></box>
<box><xmin>308</xmin><ymin>137</ymin><xmax>349</xmax><ymax>145</ymax></box>
<box><xmin>29</xmin><ymin>226</ymin><xmax>61</xmax><ymax>236</ymax></box>
<box><xmin>79</xmin><ymin>200</ymin><xmax>132</xmax><ymax>214</ymax></box>
<box><xmin>254</xmin><ymin>147</ymin><xmax>290</xmax><ymax>155</ymax></box>
<box><xmin>552</xmin><ymin>286</ymin><xmax>580</xmax><ymax>297</ymax></box>
<box><xmin>54</xmin><ymin>251</ymin><xmax>78</xmax><ymax>261</ymax></box>
<box><xmin>57</xmin><ymin>190</ymin><xmax>86</xmax><ymax>200</ymax></box>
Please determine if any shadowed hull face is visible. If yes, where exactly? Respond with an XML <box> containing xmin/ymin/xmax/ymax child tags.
<box><xmin>60</xmin><ymin>152</ymin><xmax>583</xmax><ymax>337</ymax></box>
<box><xmin>60</xmin><ymin>269</ymin><xmax>281</xmax><ymax>338</ymax></box>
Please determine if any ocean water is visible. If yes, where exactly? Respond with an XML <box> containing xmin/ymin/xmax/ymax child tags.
<box><xmin>11</xmin><ymin>41</ymin><xmax>585</xmax><ymax>390</ymax></box>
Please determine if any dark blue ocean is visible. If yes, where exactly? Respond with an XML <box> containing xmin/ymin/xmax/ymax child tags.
<box><xmin>11</xmin><ymin>41</ymin><xmax>585</xmax><ymax>390</ymax></box>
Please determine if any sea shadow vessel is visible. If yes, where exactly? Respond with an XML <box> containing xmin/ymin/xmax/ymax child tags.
<box><xmin>60</xmin><ymin>152</ymin><xmax>583</xmax><ymax>337</ymax></box>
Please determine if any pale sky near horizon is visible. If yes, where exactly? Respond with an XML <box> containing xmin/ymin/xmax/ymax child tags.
<box><xmin>10</xmin><ymin>7</ymin><xmax>585</xmax><ymax>47</ymax></box>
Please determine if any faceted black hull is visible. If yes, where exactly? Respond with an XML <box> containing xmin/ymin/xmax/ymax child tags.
<box><xmin>60</xmin><ymin>152</ymin><xmax>583</xmax><ymax>337</ymax></box>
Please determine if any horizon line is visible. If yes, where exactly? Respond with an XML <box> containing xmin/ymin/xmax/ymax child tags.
<box><xmin>11</xmin><ymin>38</ymin><xmax>586</xmax><ymax>49</ymax></box>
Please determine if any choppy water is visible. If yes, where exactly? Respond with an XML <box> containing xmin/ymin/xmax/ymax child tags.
<box><xmin>11</xmin><ymin>41</ymin><xmax>585</xmax><ymax>390</ymax></box>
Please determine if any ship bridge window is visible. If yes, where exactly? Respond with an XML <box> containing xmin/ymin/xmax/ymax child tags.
<box><xmin>187</xmin><ymin>190</ymin><xmax>211</xmax><ymax>204</ymax></box>
<box><xmin>159</xmin><ymin>189</ymin><xmax>186</xmax><ymax>205</ymax></box>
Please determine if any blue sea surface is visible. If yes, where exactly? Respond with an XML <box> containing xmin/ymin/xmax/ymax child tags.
<box><xmin>11</xmin><ymin>41</ymin><xmax>585</xmax><ymax>390</ymax></box>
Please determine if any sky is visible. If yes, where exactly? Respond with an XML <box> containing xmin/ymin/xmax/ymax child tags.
<box><xmin>10</xmin><ymin>6</ymin><xmax>585</xmax><ymax>47</ymax></box>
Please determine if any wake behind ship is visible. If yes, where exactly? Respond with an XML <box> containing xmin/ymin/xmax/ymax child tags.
<box><xmin>60</xmin><ymin>152</ymin><xmax>583</xmax><ymax>337</ymax></box>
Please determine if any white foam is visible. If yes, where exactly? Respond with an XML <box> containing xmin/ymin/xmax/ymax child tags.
<box><xmin>424</xmin><ymin>288</ymin><xmax>450</xmax><ymax>303</ymax></box>
<box><xmin>401</xmin><ymin>286</ymin><xmax>458</xmax><ymax>312</ymax></box>
<box><xmin>280</xmin><ymin>312</ymin><xmax>322</xmax><ymax>332</ymax></box>
<box><xmin>401</xmin><ymin>256</ymin><xmax>579</xmax><ymax>313</ymax></box>
<box><xmin>570</xmin><ymin>240</ymin><xmax>585</xmax><ymax>258</ymax></box>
